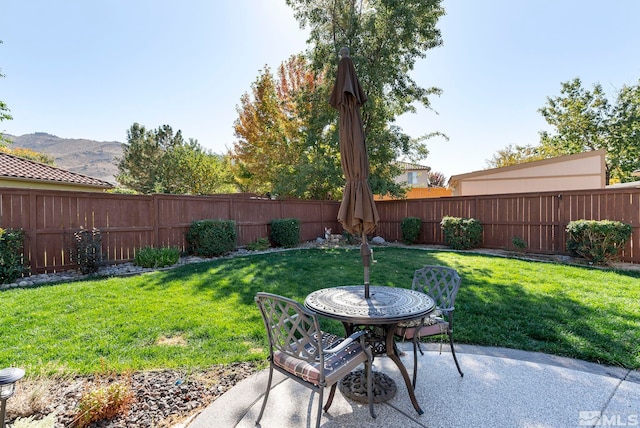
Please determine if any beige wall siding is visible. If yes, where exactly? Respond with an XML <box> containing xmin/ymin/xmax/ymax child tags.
<box><xmin>0</xmin><ymin>178</ymin><xmax>108</xmax><ymax>192</ymax></box>
<box><xmin>451</xmin><ymin>150</ymin><xmax>606</xmax><ymax>196</ymax></box>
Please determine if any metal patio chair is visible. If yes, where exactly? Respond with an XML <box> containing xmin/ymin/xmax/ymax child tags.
<box><xmin>395</xmin><ymin>265</ymin><xmax>464</xmax><ymax>387</ymax></box>
<box><xmin>255</xmin><ymin>292</ymin><xmax>375</xmax><ymax>427</ymax></box>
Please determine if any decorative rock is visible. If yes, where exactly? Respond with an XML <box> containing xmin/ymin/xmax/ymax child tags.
<box><xmin>372</xmin><ymin>236</ymin><xmax>386</xmax><ymax>244</ymax></box>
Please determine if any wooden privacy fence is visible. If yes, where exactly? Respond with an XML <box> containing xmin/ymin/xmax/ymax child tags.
<box><xmin>1</xmin><ymin>187</ymin><xmax>638</xmax><ymax>273</ymax></box>
<box><xmin>376</xmin><ymin>188</ymin><xmax>639</xmax><ymax>263</ymax></box>
<box><xmin>0</xmin><ymin>189</ymin><xmax>341</xmax><ymax>273</ymax></box>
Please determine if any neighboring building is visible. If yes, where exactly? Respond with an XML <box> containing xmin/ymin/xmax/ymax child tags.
<box><xmin>0</xmin><ymin>152</ymin><xmax>113</xmax><ymax>192</ymax></box>
<box><xmin>376</xmin><ymin>161</ymin><xmax>452</xmax><ymax>200</ymax></box>
<box><xmin>394</xmin><ymin>161</ymin><xmax>431</xmax><ymax>188</ymax></box>
<box><xmin>448</xmin><ymin>150</ymin><xmax>606</xmax><ymax>196</ymax></box>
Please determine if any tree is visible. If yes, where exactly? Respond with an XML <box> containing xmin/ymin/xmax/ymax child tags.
<box><xmin>0</xmin><ymin>145</ymin><xmax>56</xmax><ymax>165</ymax></box>
<box><xmin>234</xmin><ymin>0</ymin><xmax>445</xmax><ymax>199</ymax></box>
<box><xmin>486</xmin><ymin>144</ymin><xmax>547</xmax><ymax>169</ymax></box>
<box><xmin>427</xmin><ymin>170</ymin><xmax>447</xmax><ymax>187</ymax></box>
<box><xmin>232</xmin><ymin>55</ymin><xmax>343</xmax><ymax>199</ymax></box>
<box><xmin>608</xmin><ymin>82</ymin><xmax>640</xmax><ymax>181</ymax></box>
<box><xmin>117</xmin><ymin>123</ymin><xmax>235</xmax><ymax>194</ymax></box>
<box><xmin>538</xmin><ymin>77</ymin><xmax>640</xmax><ymax>183</ymax></box>
<box><xmin>289</xmin><ymin>0</ymin><xmax>447</xmax><ymax>197</ymax></box>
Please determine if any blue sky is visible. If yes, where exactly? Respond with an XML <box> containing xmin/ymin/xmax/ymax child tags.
<box><xmin>2</xmin><ymin>1</ymin><xmax>640</xmax><ymax>179</ymax></box>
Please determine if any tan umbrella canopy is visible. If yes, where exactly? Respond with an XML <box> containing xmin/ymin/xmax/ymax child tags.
<box><xmin>330</xmin><ymin>47</ymin><xmax>380</xmax><ymax>298</ymax></box>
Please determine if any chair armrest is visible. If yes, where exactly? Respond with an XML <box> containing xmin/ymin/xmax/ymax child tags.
<box><xmin>322</xmin><ymin>330</ymin><xmax>367</xmax><ymax>354</ymax></box>
<box><xmin>439</xmin><ymin>306</ymin><xmax>454</xmax><ymax>316</ymax></box>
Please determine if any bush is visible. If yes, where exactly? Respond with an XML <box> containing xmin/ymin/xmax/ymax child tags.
<box><xmin>511</xmin><ymin>236</ymin><xmax>527</xmax><ymax>251</ymax></box>
<box><xmin>186</xmin><ymin>219</ymin><xmax>237</xmax><ymax>257</ymax></box>
<box><xmin>74</xmin><ymin>381</ymin><xmax>134</xmax><ymax>428</ymax></box>
<box><xmin>70</xmin><ymin>228</ymin><xmax>104</xmax><ymax>274</ymax></box>
<box><xmin>401</xmin><ymin>217</ymin><xmax>422</xmax><ymax>244</ymax></box>
<box><xmin>0</xmin><ymin>227</ymin><xmax>29</xmax><ymax>284</ymax></box>
<box><xmin>566</xmin><ymin>220</ymin><xmax>632</xmax><ymax>265</ymax></box>
<box><xmin>246</xmin><ymin>237</ymin><xmax>271</xmax><ymax>251</ymax></box>
<box><xmin>134</xmin><ymin>246</ymin><xmax>180</xmax><ymax>268</ymax></box>
<box><xmin>270</xmin><ymin>218</ymin><xmax>300</xmax><ymax>248</ymax></box>
<box><xmin>441</xmin><ymin>216</ymin><xmax>483</xmax><ymax>250</ymax></box>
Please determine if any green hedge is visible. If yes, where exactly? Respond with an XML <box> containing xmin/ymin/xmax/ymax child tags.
<box><xmin>401</xmin><ymin>217</ymin><xmax>422</xmax><ymax>245</ymax></box>
<box><xmin>186</xmin><ymin>219</ymin><xmax>237</xmax><ymax>257</ymax></box>
<box><xmin>441</xmin><ymin>216</ymin><xmax>483</xmax><ymax>250</ymax></box>
<box><xmin>0</xmin><ymin>228</ymin><xmax>29</xmax><ymax>283</ymax></box>
<box><xmin>566</xmin><ymin>220</ymin><xmax>632</xmax><ymax>265</ymax></box>
<box><xmin>270</xmin><ymin>218</ymin><xmax>300</xmax><ymax>248</ymax></box>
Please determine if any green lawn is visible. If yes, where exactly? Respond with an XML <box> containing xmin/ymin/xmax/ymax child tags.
<box><xmin>1</xmin><ymin>247</ymin><xmax>638</xmax><ymax>376</ymax></box>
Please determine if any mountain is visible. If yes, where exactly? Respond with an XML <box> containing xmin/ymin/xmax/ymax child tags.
<box><xmin>2</xmin><ymin>132</ymin><xmax>123</xmax><ymax>184</ymax></box>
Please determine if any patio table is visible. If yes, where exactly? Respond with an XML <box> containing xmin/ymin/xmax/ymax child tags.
<box><xmin>305</xmin><ymin>285</ymin><xmax>435</xmax><ymax>415</ymax></box>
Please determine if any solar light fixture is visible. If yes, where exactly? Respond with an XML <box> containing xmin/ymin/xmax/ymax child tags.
<box><xmin>0</xmin><ymin>367</ymin><xmax>25</xmax><ymax>428</ymax></box>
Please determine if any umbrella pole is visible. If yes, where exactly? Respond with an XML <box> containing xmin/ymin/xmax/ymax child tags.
<box><xmin>361</xmin><ymin>231</ymin><xmax>371</xmax><ymax>298</ymax></box>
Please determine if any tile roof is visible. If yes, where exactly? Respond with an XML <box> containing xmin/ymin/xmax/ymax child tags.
<box><xmin>0</xmin><ymin>152</ymin><xmax>113</xmax><ymax>188</ymax></box>
<box><xmin>396</xmin><ymin>161</ymin><xmax>430</xmax><ymax>171</ymax></box>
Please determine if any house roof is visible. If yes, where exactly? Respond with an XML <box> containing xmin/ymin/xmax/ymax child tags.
<box><xmin>396</xmin><ymin>161</ymin><xmax>430</xmax><ymax>171</ymax></box>
<box><xmin>0</xmin><ymin>152</ymin><xmax>113</xmax><ymax>188</ymax></box>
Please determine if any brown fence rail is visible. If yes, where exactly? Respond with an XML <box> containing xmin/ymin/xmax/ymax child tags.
<box><xmin>1</xmin><ymin>187</ymin><xmax>638</xmax><ymax>273</ymax></box>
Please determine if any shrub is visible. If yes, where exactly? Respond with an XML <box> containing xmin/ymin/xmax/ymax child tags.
<box><xmin>342</xmin><ymin>230</ymin><xmax>358</xmax><ymax>245</ymax></box>
<box><xmin>511</xmin><ymin>236</ymin><xmax>527</xmax><ymax>251</ymax></box>
<box><xmin>246</xmin><ymin>237</ymin><xmax>271</xmax><ymax>251</ymax></box>
<box><xmin>0</xmin><ymin>227</ymin><xmax>29</xmax><ymax>284</ymax></box>
<box><xmin>401</xmin><ymin>217</ymin><xmax>422</xmax><ymax>244</ymax></box>
<box><xmin>270</xmin><ymin>218</ymin><xmax>300</xmax><ymax>248</ymax></box>
<box><xmin>566</xmin><ymin>220</ymin><xmax>632</xmax><ymax>265</ymax></box>
<box><xmin>441</xmin><ymin>216</ymin><xmax>483</xmax><ymax>250</ymax></box>
<box><xmin>134</xmin><ymin>246</ymin><xmax>180</xmax><ymax>268</ymax></box>
<box><xmin>186</xmin><ymin>219</ymin><xmax>237</xmax><ymax>257</ymax></box>
<box><xmin>73</xmin><ymin>381</ymin><xmax>133</xmax><ymax>428</ymax></box>
<box><xmin>70</xmin><ymin>228</ymin><xmax>104</xmax><ymax>274</ymax></box>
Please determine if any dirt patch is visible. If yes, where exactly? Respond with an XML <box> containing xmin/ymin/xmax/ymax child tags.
<box><xmin>156</xmin><ymin>335</ymin><xmax>188</xmax><ymax>347</ymax></box>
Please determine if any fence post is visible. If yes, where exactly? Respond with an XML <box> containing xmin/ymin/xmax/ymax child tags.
<box><xmin>28</xmin><ymin>190</ymin><xmax>37</xmax><ymax>274</ymax></box>
<box><xmin>557</xmin><ymin>193</ymin><xmax>565</xmax><ymax>254</ymax></box>
<box><xmin>153</xmin><ymin>194</ymin><xmax>159</xmax><ymax>248</ymax></box>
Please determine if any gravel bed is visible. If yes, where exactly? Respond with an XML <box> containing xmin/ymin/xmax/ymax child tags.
<box><xmin>8</xmin><ymin>363</ymin><xmax>259</xmax><ymax>428</ymax></box>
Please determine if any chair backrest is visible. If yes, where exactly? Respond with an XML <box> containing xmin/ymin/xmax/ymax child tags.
<box><xmin>411</xmin><ymin>265</ymin><xmax>461</xmax><ymax>310</ymax></box>
<box><xmin>255</xmin><ymin>292</ymin><xmax>324</xmax><ymax>365</ymax></box>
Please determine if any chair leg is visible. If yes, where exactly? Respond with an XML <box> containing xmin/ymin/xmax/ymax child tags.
<box><xmin>366</xmin><ymin>360</ymin><xmax>376</xmax><ymax>418</ymax></box>
<box><xmin>315</xmin><ymin>387</ymin><xmax>324</xmax><ymax>428</ymax></box>
<box><xmin>448</xmin><ymin>333</ymin><xmax>464</xmax><ymax>377</ymax></box>
<box><xmin>323</xmin><ymin>384</ymin><xmax>337</xmax><ymax>412</ymax></box>
<box><xmin>412</xmin><ymin>338</ymin><xmax>419</xmax><ymax>389</ymax></box>
<box><xmin>256</xmin><ymin>365</ymin><xmax>274</xmax><ymax>425</ymax></box>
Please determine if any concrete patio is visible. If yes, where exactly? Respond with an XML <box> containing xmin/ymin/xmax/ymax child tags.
<box><xmin>188</xmin><ymin>343</ymin><xmax>639</xmax><ymax>428</ymax></box>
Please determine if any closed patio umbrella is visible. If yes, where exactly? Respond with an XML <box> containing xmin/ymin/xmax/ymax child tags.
<box><xmin>330</xmin><ymin>47</ymin><xmax>380</xmax><ymax>298</ymax></box>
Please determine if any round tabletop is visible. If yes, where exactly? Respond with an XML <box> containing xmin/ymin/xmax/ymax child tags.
<box><xmin>305</xmin><ymin>285</ymin><xmax>435</xmax><ymax>324</ymax></box>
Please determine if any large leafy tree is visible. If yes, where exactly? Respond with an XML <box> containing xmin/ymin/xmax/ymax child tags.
<box><xmin>232</xmin><ymin>55</ymin><xmax>341</xmax><ymax>199</ymax></box>
<box><xmin>488</xmin><ymin>78</ymin><xmax>640</xmax><ymax>183</ymax></box>
<box><xmin>233</xmin><ymin>1</ymin><xmax>446</xmax><ymax>200</ymax></box>
<box><xmin>538</xmin><ymin>78</ymin><xmax>640</xmax><ymax>183</ymax></box>
<box><xmin>117</xmin><ymin>123</ymin><xmax>235</xmax><ymax>194</ymax></box>
<box><xmin>286</xmin><ymin>0</ymin><xmax>446</xmax><ymax>198</ymax></box>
